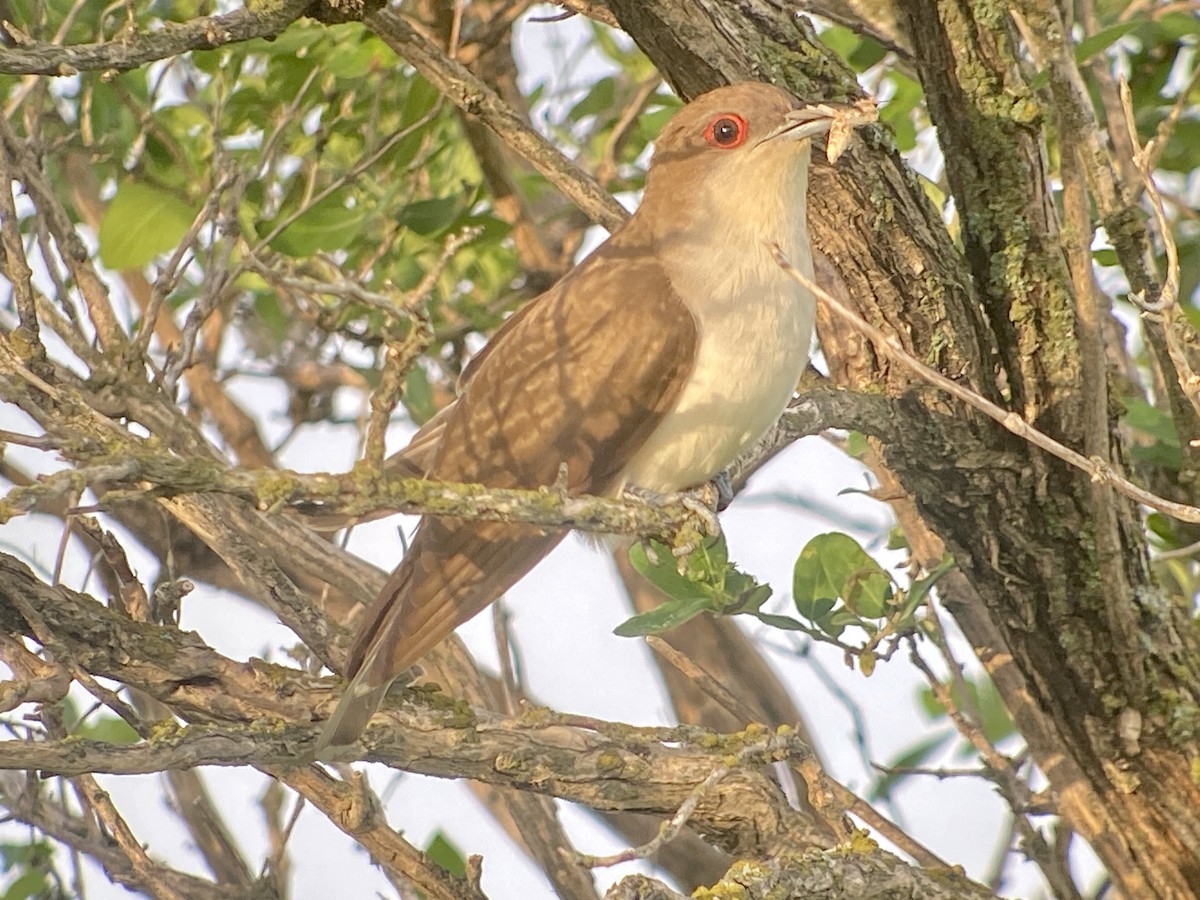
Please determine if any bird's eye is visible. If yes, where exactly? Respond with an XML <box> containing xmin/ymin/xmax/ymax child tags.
<box><xmin>704</xmin><ymin>114</ymin><xmax>747</xmax><ymax>148</ymax></box>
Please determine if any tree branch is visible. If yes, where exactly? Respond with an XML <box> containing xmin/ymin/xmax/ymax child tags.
<box><xmin>365</xmin><ymin>8</ymin><xmax>629</xmax><ymax>232</ymax></box>
<box><xmin>0</xmin><ymin>0</ymin><xmax>312</xmax><ymax>76</ymax></box>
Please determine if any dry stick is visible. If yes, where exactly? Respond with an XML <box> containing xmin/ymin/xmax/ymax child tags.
<box><xmin>0</xmin><ymin>116</ymin><xmax>127</xmax><ymax>351</ymax></box>
<box><xmin>33</xmin><ymin>290</ymin><xmax>103</xmax><ymax>369</ymax></box>
<box><xmin>361</xmin><ymin>226</ymin><xmax>478</xmax><ymax>469</ymax></box>
<box><xmin>6</xmin><ymin>586</ymin><xmax>145</xmax><ymax>734</ymax></box>
<box><xmin>132</xmin><ymin>169</ymin><xmax>237</xmax><ymax>361</ymax></box>
<box><xmin>0</xmin><ymin>156</ymin><xmax>40</xmax><ymax>349</ymax></box>
<box><xmin>70</xmin><ymin>774</ymin><xmax>189</xmax><ymax>900</ymax></box>
<box><xmin>1137</xmin><ymin>59</ymin><xmax>1200</xmax><ymax>194</ymax></box>
<box><xmin>533</xmin><ymin>1</ymin><xmax>620</xmax><ymax>28</ymax></box>
<box><xmin>907</xmin><ymin>637</ymin><xmax>1084</xmax><ymax>900</ymax></box>
<box><xmin>1122</xmin><ymin>79</ymin><xmax>1183</xmax><ymax>320</ymax></box>
<box><xmin>275</xmin><ymin>766</ymin><xmax>488</xmax><ymax>900</ymax></box>
<box><xmin>1117</xmin><ymin>78</ymin><xmax>1198</xmax><ymax>426</ymax></box>
<box><xmin>595</xmin><ymin>76</ymin><xmax>661</xmax><ymax>185</ymax></box>
<box><xmin>646</xmin><ymin>636</ymin><xmax>747</xmax><ymax>722</ymax></box>
<box><xmin>646</xmin><ymin>636</ymin><xmax>951</xmax><ymax>871</ymax></box>
<box><xmin>365</xmin><ymin>8</ymin><xmax>628</xmax><ymax>233</ymax></box>
<box><xmin>770</xmin><ymin>245</ymin><xmax>1200</xmax><ymax>525</ymax></box>
<box><xmin>242</xmin><ymin>100</ymin><xmax>444</xmax><ymax>261</ymax></box>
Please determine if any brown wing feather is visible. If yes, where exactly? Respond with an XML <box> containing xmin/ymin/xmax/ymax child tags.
<box><xmin>319</xmin><ymin>222</ymin><xmax>696</xmax><ymax>747</ymax></box>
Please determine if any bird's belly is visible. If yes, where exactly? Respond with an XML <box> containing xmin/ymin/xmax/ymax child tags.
<box><xmin>619</xmin><ymin>284</ymin><xmax>813</xmax><ymax>493</ymax></box>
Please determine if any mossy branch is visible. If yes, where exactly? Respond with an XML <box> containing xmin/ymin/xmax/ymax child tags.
<box><xmin>1</xmin><ymin>451</ymin><xmax>712</xmax><ymax>545</ymax></box>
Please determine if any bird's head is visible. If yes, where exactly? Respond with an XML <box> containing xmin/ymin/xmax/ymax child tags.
<box><xmin>639</xmin><ymin>82</ymin><xmax>850</xmax><ymax>246</ymax></box>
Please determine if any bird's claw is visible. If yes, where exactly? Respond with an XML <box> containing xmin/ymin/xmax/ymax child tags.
<box><xmin>712</xmin><ymin>470</ymin><xmax>734</xmax><ymax>511</ymax></box>
<box><xmin>673</xmin><ymin>485</ymin><xmax>722</xmax><ymax>558</ymax></box>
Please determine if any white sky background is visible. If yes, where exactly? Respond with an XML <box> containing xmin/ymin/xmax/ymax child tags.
<box><xmin>0</xmin><ymin>7</ymin><xmax>1111</xmax><ymax>899</ymax></box>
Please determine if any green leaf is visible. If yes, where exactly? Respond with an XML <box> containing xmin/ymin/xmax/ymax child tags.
<box><xmin>859</xmin><ymin>649</ymin><xmax>876</xmax><ymax>676</ymax></box>
<box><xmin>75</xmin><ymin>713</ymin><xmax>139</xmax><ymax>744</ymax></box>
<box><xmin>878</xmin><ymin>74</ymin><xmax>923</xmax><ymax>153</ymax></box>
<box><xmin>99</xmin><ymin>181</ymin><xmax>197</xmax><ymax>270</ymax></box>
<box><xmin>1123</xmin><ymin>397</ymin><xmax>1182</xmax><ymax>470</ymax></box>
<box><xmin>754</xmin><ymin>612</ymin><xmax>807</xmax><ymax>631</ymax></box>
<box><xmin>844</xmin><ymin>431</ymin><xmax>869</xmax><ymax>459</ymax></box>
<box><xmin>904</xmin><ymin>556</ymin><xmax>954</xmax><ymax>612</ymax></box>
<box><xmin>61</xmin><ymin>697</ymin><xmax>138</xmax><ymax>743</ymax></box>
<box><xmin>613</xmin><ymin>595</ymin><xmax>714</xmax><ymax>637</ymax></box>
<box><xmin>793</xmin><ymin>532</ymin><xmax>893</xmax><ymax>620</ymax></box>
<box><xmin>637</xmin><ymin>99</ymin><xmax>681</xmax><ymax>141</ymax></box>
<box><xmin>629</xmin><ymin>541</ymin><xmax>705</xmax><ymax>602</ymax></box>
<box><xmin>399</xmin><ymin>197</ymin><xmax>462</xmax><ymax>237</ymax></box>
<box><xmin>919</xmin><ymin>676</ymin><xmax>1014</xmax><ymax>748</ymax></box>
<box><xmin>403</xmin><ymin>75</ymin><xmax>442</xmax><ymax>125</ymax></box>
<box><xmin>729</xmin><ymin>583</ymin><xmax>773</xmax><ymax>614</ymax></box>
<box><xmin>795</xmin><ymin>594</ymin><xmax>835</xmax><ymax>622</ymax></box>
<box><xmin>0</xmin><ymin>839</ymin><xmax>53</xmax><ymax>872</ymax></box>
<box><xmin>685</xmin><ymin>533</ymin><xmax>727</xmax><ymax>582</ymax></box>
<box><xmin>269</xmin><ymin>194</ymin><xmax>366</xmax><ymax>256</ymax></box>
<box><xmin>1074</xmin><ymin>22</ymin><xmax>1140</xmax><ymax>63</ymax></box>
<box><xmin>424</xmin><ymin>831</ymin><xmax>466</xmax><ymax>877</ymax></box>
<box><xmin>569</xmin><ymin>76</ymin><xmax>616</xmax><ymax>122</ymax></box>
<box><xmin>324</xmin><ymin>30</ymin><xmax>389</xmax><ymax>79</ymax></box>
<box><xmin>3</xmin><ymin>869</ymin><xmax>51</xmax><ymax>900</ymax></box>
<box><xmin>972</xmin><ymin>677</ymin><xmax>1017</xmax><ymax>748</ymax></box>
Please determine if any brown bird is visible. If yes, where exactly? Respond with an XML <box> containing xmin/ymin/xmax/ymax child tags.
<box><xmin>318</xmin><ymin>82</ymin><xmax>856</xmax><ymax>749</ymax></box>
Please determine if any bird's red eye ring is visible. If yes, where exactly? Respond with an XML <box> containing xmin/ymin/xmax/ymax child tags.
<box><xmin>704</xmin><ymin>114</ymin><xmax>747</xmax><ymax>148</ymax></box>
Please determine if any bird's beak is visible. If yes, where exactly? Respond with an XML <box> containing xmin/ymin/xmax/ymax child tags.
<box><xmin>757</xmin><ymin>100</ymin><xmax>878</xmax><ymax>159</ymax></box>
<box><xmin>760</xmin><ymin>105</ymin><xmax>840</xmax><ymax>145</ymax></box>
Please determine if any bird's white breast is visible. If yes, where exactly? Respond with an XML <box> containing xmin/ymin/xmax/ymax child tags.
<box><xmin>620</xmin><ymin>153</ymin><xmax>815</xmax><ymax>493</ymax></box>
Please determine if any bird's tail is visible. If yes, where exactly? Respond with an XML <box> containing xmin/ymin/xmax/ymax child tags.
<box><xmin>313</xmin><ymin>633</ymin><xmax>396</xmax><ymax>753</ymax></box>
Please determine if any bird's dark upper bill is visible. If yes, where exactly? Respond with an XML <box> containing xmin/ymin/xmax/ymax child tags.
<box><xmin>760</xmin><ymin>104</ymin><xmax>849</xmax><ymax>144</ymax></box>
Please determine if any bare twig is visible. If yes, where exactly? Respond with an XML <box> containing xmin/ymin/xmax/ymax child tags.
<box><xmin>0</xmin><ymin>117</ymin><xmax>126</xmax><ymax>351</ymax></box>
<box><xmin>771</xmin><ymin>246</ymin><xmax>1200</xmax><ymax>526</ymax></box>
<box><xmin>908</xmin><ymin>632</ymin><xmax>1083</xmax><ymax>899</ymax></box>
<box><xmin>71</xmin><ymin>773</ymin><xmax>187</xmax><ymax>900</ymax></box>
<box><xmin>365</xmin><ymin>8</ymin><xmax>628</xmax><ymax>233</ymax></box>
<box><xmin>362</xmin><ymin>227</ymin><xmax>476</xmax><ymax>468</ymax></box>
<box><xmin>0</xmin><ymin>160</ymin><xmax>41</xmax><ymax>353</ymax></box>
<box><xmin>529</xmin><ymin>1</ymin><xmax>620</xmax><ymax>29</ymax></box>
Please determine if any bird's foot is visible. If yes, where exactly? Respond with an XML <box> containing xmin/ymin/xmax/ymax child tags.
<box><xmin>711</xmin><ymin>470</ymin><xmax>734</xmax><ymax>511</ymax></box>
<box><xmin>628</xmin><ymin>482</ymin><xmax>720</xmax><ymax>561</ymax></box>
<box><xmin>623</xmin><ymin>481</ymin><xmax>723</xmax><ymax>560</ymax></box>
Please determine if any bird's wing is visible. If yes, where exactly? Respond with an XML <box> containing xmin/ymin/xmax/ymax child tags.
<box><xmin>346</xmin><ymin>232</ymin><xmax>697</xmax><ymax>684</ymax></box>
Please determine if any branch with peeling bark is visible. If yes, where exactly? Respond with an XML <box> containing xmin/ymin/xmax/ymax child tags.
<box><xmin>0</xmin><ymin>548</ymin><xmax>997</xmax><ymax>896</ymax></box>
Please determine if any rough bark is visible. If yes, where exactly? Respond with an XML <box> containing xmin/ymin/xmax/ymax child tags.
<box><xmin>605</xmin><ymin>1</ymin><xmax>1200</xmax><ymax>896</ymax></box>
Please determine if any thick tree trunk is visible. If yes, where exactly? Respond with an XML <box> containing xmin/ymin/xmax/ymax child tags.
<box><xmin>609</xmin><ymin>1</ymin><xmax>1200</xmax><ymax>896</ymax></box>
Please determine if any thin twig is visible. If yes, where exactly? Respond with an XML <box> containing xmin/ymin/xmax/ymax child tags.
<box><xmin>365</xmin><ymin>8</ymin><xmax>628</xmax><ymax>233</ymax></box>
<box><xmin>646</xmin><ymin>636</ymin><xmax>748</xmax><ymax>723</ymax></box>
<box><xmin>771</xmin><ymin>245</ymin><xmax>1200</xmax><ymax>525</ymax></box>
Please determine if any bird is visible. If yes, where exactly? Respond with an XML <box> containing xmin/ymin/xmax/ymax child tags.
<box><xmin>317</xmin><ymin>81</ymin><xmax>854</xmax><ymax>749</ymax></box>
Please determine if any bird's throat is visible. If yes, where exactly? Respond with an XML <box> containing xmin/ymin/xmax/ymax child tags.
<box><xmin>620</xmin><ymin>160</ymin><xmax>815</xmax><ymax>493</ymax></box>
